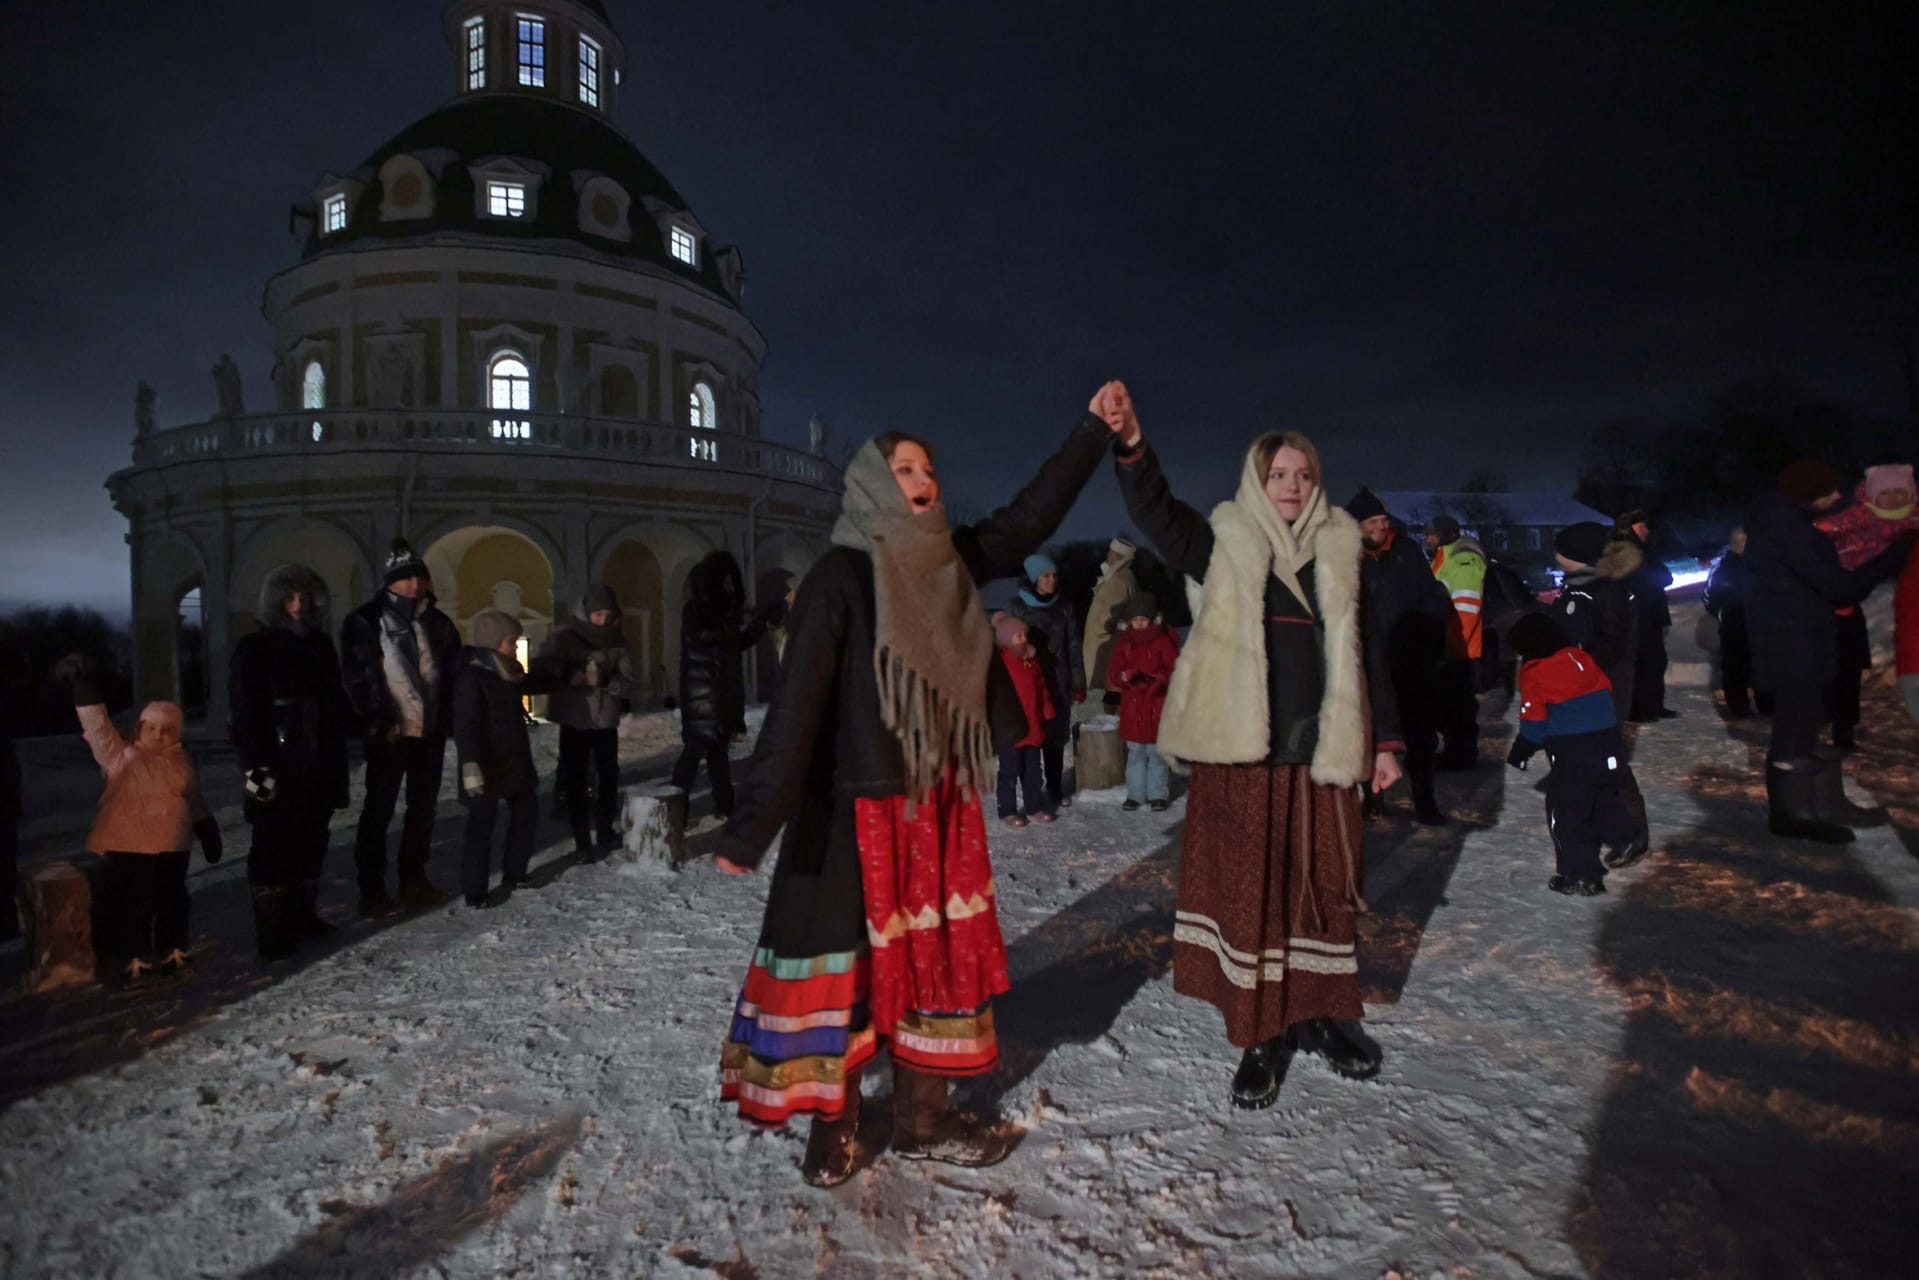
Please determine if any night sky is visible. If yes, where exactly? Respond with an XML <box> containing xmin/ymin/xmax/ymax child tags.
<box><xmin>3</xmin><ymin>1</ymin><xmax>1914</xmax><ymax>613</ymax></box>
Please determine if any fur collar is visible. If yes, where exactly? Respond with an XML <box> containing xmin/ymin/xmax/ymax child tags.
<box><xmin>1157</xmin><ymin>498</ymin><xmax>1372</xmax><ymax>785</ymax></box>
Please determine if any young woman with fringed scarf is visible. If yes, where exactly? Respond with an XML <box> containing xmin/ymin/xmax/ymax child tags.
<box><xmin>711</xmin><ymin>386</ymin><xmax>1131</xmax><ymax>1186</ymax></box>
<box><xmin>1102</xmin><ymin>383</ymin><xmax>1405</xmax><ymax>1111</ymax></box>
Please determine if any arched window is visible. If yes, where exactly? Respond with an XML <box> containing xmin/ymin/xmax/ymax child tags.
<box><xmin>689</xmin><ymin>381</ymin><xmax>716</xmax><ymax>430</ymax></box>
<box><xmin>489</xmin><ymin>352</ymin><xmax>532</xmax><ymax>440</ymax></box>
<box><xmin>600</xmin><ymin>364</ymin><xmax>638</xmax><ymax>417</ymax></box>
<box><xmin>301</xmin><ymin>360</ymin><xmax>325</xmax><ymax>410</ymax></box>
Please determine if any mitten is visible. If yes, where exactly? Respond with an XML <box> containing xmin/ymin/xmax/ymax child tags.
<box><xmin>244</xmin><ymin>767</ymin><xmax>277</xmax><ymax>803</ymax></box>
<box><xmin>54</xmin><ymin>653</ymin><xmax>105</xmax><ymax>707</ymax></box>
<box><xmin>461</xmin><ymin>762</ymin><xmax>486</xmax><ymax>799</ymax></box>
<box><xmin>1506</xmin><ymin>740</ymin><xmax>1538</xmax><ymax>771</ymax></box>
<box><xmin>194</xmin><ymin>816</ymin><xmax>223</xmax><ymax>864</ymax></box>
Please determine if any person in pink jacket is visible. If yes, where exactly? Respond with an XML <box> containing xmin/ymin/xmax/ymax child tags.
<box><xmin>57</xmin><ymin>654</ymin><xmax>222</xmax><ymax>985</ymax></box>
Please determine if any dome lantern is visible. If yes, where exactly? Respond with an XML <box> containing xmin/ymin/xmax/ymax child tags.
<box><xmin>442</xmin><ymin>0</ymin><xmax>625</xmax><ymax>117</ymax></box>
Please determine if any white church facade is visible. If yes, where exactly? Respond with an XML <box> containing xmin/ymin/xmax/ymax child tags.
<box><xmin>108</xmin><ymin>0</ymin><xmax>840</xmax><ymax>728</ymax></box>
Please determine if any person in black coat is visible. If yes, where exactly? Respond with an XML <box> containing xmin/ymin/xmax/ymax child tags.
<box><xmin>1006</xmin><ymin>552</ymin><xmax>1084</xmax><ymax>809</ymax></box>
<box><xmin>338</xmin><ymin>539</ymin><xmax>462</xmax><ymax>916</ymax></box>
<box><xmin>713</xmin><ymin>401</ymin><xmax>1123</xmax><ymax>1187</ymax></box>
<box><xmin>540</xmin><ymin>583</ymin><xmax>640</xmax><ymax>856</ymax></box>
<box><xmin>1704</xmin><ymin>526</ymin><xmax>1757</xmax><ymax>716</ymax></box>
<box><xmin>1745</xmin><ymin>460</ymin><xmax>1914</xmax><ymax>843</ymax></box>
<box><xmin>229</xmin><ymin>564</ymin><xmax>352</xmax><ymax>959</ymax></box>
<box><xmin>671</xmin><ymin>551</ymin><xmax>782</xmax><ymax>817</ymax></box>
<box><xmin>1348</xmin><ymin>488</ymin><xmax>1453</xmax><ymax>824</ymax></box>
<box><xmin>1551</xmin><ymin>523</ymin><xmax>1639</xmax><ymax>725</ymax></box>
<box><xmin>1614</xmin><ymin>511</ymin><xmax>1675</xmax><ymax>721</ymax></box>
<box><xmin>453</xmin><ymin>610</ymin><xmax>566</xmax><ymax>907</ymax></box>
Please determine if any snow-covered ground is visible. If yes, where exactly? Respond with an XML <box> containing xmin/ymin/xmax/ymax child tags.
<box><xmin>2</xmin><ymin>645</ymin><xmax>1916</xmax><ymax>1277</ymax></box>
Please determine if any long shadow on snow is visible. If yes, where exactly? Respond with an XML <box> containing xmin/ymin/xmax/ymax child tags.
<box><xmin>0</xmin><ymin>745</ymin><xmax>690</xmax><ymax>1112</ymax></box>
<box><xmin>1569</xmin><ymin>734</ymin><xmax>1919</xmax><ymax>1277</ymax></box>
<box><xmin>236</xmin><ymin>1111</ymin><xmax>582</xmax><ymax>1279</ymax></box>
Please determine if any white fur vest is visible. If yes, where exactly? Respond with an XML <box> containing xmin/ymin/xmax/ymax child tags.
<box><xmin>1155</xmin><ymin>501</ymin><xmax>1372</xmax><ymax>785</ymax></box>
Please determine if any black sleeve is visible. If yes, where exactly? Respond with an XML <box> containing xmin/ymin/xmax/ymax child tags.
<box><xmin>952</xmin><ymin>414</ymin><xmax>1113</xmax><ymax>583</ymax></box>
<box><xmin>227</xmin><ymin>639</ymin><xmax>274</xmax><ymax>771</ymax></box>
<box><xmin>716</xmin><ymin>562</ymin><xmax>849</xmax><ymax>869</ymax></box>
<box><xmin>1113</xmin><ymin>441</ymin><xmax>1217</xmax><ymax>581</ymax></box>
<box><xmin>451</xmin><ymin>665</ymin><xmax>485</xmax><ymax>768</ymax></box>
<box><xmin>1588</xmin><ymin>592</ymin><xmax>1634</xmax><ymax>672</ymax></box>
<box><xmin>336</xmin><ymin>610</ymin><xmax>384</xmax><ymax>730</ymax></box>
<box><xmin>1361</xmin><ymin>581</ymin><xmax>1403</xmax><ymax>749</ymax></box>
<box><xmin>1808</xmin><ymin>531</ymin><xmax>1914</xmax><ymax>606</ymax></box>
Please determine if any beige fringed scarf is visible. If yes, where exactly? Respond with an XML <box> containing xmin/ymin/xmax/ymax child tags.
<box><xmin>831</xmin><ymin>440</ymin><xmax>996</xmax><ymax>804</ymax></box>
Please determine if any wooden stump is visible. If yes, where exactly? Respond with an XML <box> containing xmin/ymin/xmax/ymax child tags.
<box><xmin>620</xmin><ymin>784</ymin><xmax>687</xmax><ymax>866</ymax></box>
<box><xmin>1075</xmin><ymin>722</ymin><xmax>1127</xmax><ymax>792</ymax></box>
<box><xmin>24</xmin><ymin>860</ymin><xmax>98</xmax><ymax>993</ymax></box>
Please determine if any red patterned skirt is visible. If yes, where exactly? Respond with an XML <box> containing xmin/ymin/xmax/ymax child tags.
<box><xmin>720</xmin><ymin>771</ymin><xmax>1010</xmax><ymax>1127</ymax></box>
<box><xmin>1172</xmin><ymin>762</ymin><xmax>1366</xmax><ymax>1047</ymax></box>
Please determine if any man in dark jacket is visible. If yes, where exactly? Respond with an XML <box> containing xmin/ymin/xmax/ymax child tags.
<box><xmin>1704</xmin><ymin>526</ymin><xmax>1757</xmax><ymax>716</ymax></box>
<box><xmin>454</xmin><ymin>609</ymin><xmax>566</xmax><ymax>907</ymax></box>
<box><xmin>1746</xmin><ymin>460</ymin><xmax>1914</xmax><ymax>843</ymax></box>
<box><xmin>1350</xmin><ymin>489</ymin><xmax>1453</xmax><ymax>823</ymax></box>
<box><xmin>338</xmin><ymin>539</ymin><xmax>461</xmax><ymax>917</ymax></box>
<box><xmin>1007</xmin><ymin>552</ymin><xmax>1084</xmax><ymax>810</ymax></box>
<box><xmin>230</xmin><ymin>564</ymin><xmax>353</xmax><ymax>958</ymax></box>
<box><xmin>673</xmin><ymin>551</ymin><xmax>781</xmax><ymax>817</ymax></box>
<box><xmin>1614</xmin><ymin>510</ymin><xmax>1676</xmax><ymax>721</ymax></box>
<box><xmin>539</xmin><ymin>583</ymin><xmax>639</xmax><ymax>855</ymax></box>
<box><xmin>1551</xmin><ymin>523</ymin><xmax>1639</xmax><ymax>725</ymax></box>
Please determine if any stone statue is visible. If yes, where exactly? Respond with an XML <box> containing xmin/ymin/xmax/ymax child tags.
<box><xmin>211</xmin><ymin>354</ymin><xmax>245</xmax><ymax>419</ymax></box>
<box><xmin>808</xmin><ymin>412</ymin><xmax>830</xmax><ymax>457</ymax></box>
<box><xmin>134</xmin><ymin>382</ymin><xmax>157</xmax><ymax>435</ymax></box>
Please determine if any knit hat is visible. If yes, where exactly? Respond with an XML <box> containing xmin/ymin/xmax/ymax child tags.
<box><xmin>991</xmin><ymin>612</ymin><xmax>1028</xmax><ymax>650</ymax></box>
<box><xmin>1122</xmin><ymin>592</ymin><xmax>1159</xmax><ymax>623</ymax></box>
<box><xmin>1109</xmin><ymin>536</ymin><xmax>1137</xmax><ymax>559</ymax></box>
<box><xmin>469</xmin><ymin>608</ymin><xmax>522</xmax><ymax>652</ymax></box>
<box><xmin>1509</xmin><ymin>613</ymin><xmax>1567</xmax><ymax>662</ymax></box>
<box><xmin>1343</xmin><ymin>487</ymin><xmax>1388</xmax><ymax>523</ymax></box>
<box><xmin>1430</xmin><ymin>514</ymin><xmax>1460</xmax><ymax>544</ymax></box>
<box><xmin>1777</xmin><ymin>459</ymin><xmax>1843</xmax><ymax>506</ymax></box>
<box><xmin>1615</xmin><ymin>509</ymin><xmax>1649</xmax><ymax>533</ymax></box>
<box><xmin>1554</xmin><ymin>521</ymin><xmax>1611</xmax><ymax>567</ymax></box>
<box><xmin>383</xmin><ymin>538</ymin><xmax>429</xmax><ymax>586</ymax></box>
<box><xmin>582</xmin><ymin>583</ymin><xmax>620</xmax><ymax>617</ymax></box>
<box><xmin>1864</xmin><ymin>463</ymin><xmax>1915</xmax><ymax>506</ymax></box>
<box><xmin>1023</xmin><ymin>552</ymin><xmax>1058</xmax><ymax>581</ymax></box>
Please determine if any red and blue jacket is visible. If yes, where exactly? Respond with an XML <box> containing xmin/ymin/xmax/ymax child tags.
<box><xmin>1509</xmin><ymin>645</ymin><xmax>1623</xmax><ymax>772</ymax></box>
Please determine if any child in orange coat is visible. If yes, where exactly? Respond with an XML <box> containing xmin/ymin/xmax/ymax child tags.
<box><xmin>993</xmin><ymin>612</ymin><xmax>1056</xmax><ymax>826</ymax></box>
<box><xmin>57</xmin><ymin>654</ymin><xmax>222</xmax><ymax>984</ymax></box>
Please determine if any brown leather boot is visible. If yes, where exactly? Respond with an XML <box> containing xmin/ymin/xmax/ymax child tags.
<box><xmin>799</xmin><ymin>1071</ymin><xmax>872</xmax><ymax>1188</ymax></box>
<box><xmin>891</xmin><ymin>1064</ymin><xmax>1018</xmax><ymax>1167</ymax></box>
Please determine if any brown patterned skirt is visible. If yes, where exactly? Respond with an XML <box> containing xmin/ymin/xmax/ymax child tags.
<box><xmin>1173</xmin><ymin>763</ymin><xmax>1365</xmax><ymax>1047</ymax></box>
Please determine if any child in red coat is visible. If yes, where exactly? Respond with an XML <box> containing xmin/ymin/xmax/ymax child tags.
<box><xmin>1106</xmin><ymin>592</ymin><xmax>1180</xmax><ymax>811</ymax></box>
<box><xmin>994</xmin><ymin>613</ymin><xmax>1056</xmax><ymax>825</ymax></box>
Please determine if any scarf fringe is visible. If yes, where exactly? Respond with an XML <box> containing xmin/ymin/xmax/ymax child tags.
<box><xmin>873</xmin><ymin>645</ymin><xmax>995</xmax><ymax>806</ymax></box>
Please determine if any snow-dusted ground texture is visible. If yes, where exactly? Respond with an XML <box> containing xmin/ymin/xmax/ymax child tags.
<box><xmin>3</xmin><ymin>607</ymin><xmax>1917</xmax><ymax>1278</ymax></box>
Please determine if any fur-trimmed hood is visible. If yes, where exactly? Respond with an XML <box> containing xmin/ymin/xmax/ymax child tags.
<box><xmin>1594</xmin><ymin>538</ymin><xmax>1644</xmax><ymax>581</ymax></box>
<box><xmin>257</xmin><ymin>564</ymin><xmax>330</xmax><ymax>634</ymax></box>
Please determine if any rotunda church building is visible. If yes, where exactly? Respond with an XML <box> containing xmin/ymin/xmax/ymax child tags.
<box><xmin>109</xmin><ymin>0</ymin><xmax>838</xmax><ymax>728</ymax></box>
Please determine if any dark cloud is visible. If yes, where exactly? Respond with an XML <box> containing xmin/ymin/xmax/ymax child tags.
<box><xmin>2</xmin><ymin>1</ymin><xmax>1913</xmax><ymax>610</ymax></box>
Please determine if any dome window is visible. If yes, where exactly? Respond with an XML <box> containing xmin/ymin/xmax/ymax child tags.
<box><xmin>464</xmin><ymin>16</ymin><xmax>486</xmax><ymax>90</ymax></box>
<box><xmin>579</xmin><ymin>35</ymin><xmax>603</xmax><ymax>108</ymax></box>
<box><xmin>669</xmin><ymin>225</ymin><xmax>698</xmax><ymax>266</ymax></box>
<box><xmin>516</xmin><ymin>15</ymin><xmax>546</xmax><ymax>88</ymax></box>
<box><xmin>489</xmin><ymin>352</ymin><xmax>533</xmax><ymax>440</ymax></box>
<box><xmin>322</xmin><ymin>191</ymin><xmax>348</xmax><ymax>234</ymax></box>
<box><xmin>575</xmin><ymin>174</ymin><xmax>631</xmax><ymax>242</ymax></box>
<box><xmin>488</xmin><ymin>181</ymin><xmax>529</xmax><ymax>219</ymax></box>
<box><xmin>689</xmin><ymin>381</ymin><xmax>716</xmax><ymax>430</ymax></box>
<box><xmin>377</xmin><ymin>154</ymin><xmax>436</xmax><ymax>222</ymax></box>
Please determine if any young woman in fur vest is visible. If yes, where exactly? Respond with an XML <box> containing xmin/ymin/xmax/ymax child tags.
<box><xmin>55</xmin><ymin>654</ymin><xmax>222</xmax><ymax>984</ymax></box>
<box><xmin>1102</xmin><ymin>383</ymin><xmax>1404</xmax><ymax>1111</ymax></box>
<box><xmin>711</xmin><ymin>388</ymin><xmax>1129</xmax><ymax>1187</ymax></box>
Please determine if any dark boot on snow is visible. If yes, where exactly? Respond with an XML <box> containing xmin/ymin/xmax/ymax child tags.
<box><xmin>1548</xmin><ymin>873</ymin><xmax>1607</xmax><ymax>897</ymax></box>
<box><xmin>801</xmin><ymin>1072</ymin><xmax>876</xmax><ymax>1187</ymax></box>
<box><xmin>891</xmin><ymin>1064</ymin><xmax>1017</xmax><ymax>1167</ymax></box>
<box><xmin>294</xmin><ymin>880</ymin><xmax>339</xmax><ymax>939</ymax></box>
<box><xmin>1766</xmin><ymin>760</ymin><xmax>1855</xmax><ymax>845</ymax></box>
<box><xmin>1601</xmin><ymin>836</ymin><xmax>1649</xmax><ymax>871</ymax></box>
<box><xmin>1812</xmin><ymin>746</ymin><xmax>1884</xmax><ymax>828</ymax></box>
<box><xmin>1290</xmin><ymin>1018</ymin><xmax>1383</xmax><ymax>1080</ymax></box>
<box><xmin>1230</xmin><ymin>1035</ymin><xmax>1294</xmax><ymax>1110</ymax></box>
<box><xmin>251</xmin><ymin>886</ymin><xmax>301</xmax><ymax>960</ymax></box>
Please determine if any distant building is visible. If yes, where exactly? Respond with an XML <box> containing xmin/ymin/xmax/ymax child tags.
<box><xmin>1375</xmin><ymin>491</ymin><xmax>1614</xmax><ymax>568</ymax></box>
<box><xmin>107</xmin><ymin>0</ymin><xmax>839</xmax><ymax>728</ymax></box>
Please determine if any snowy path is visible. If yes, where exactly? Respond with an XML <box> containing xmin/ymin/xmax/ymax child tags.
<box><xmin>2</xmin><ymin>686</ymin><xmax>1916</xmax><ymax>1278</ymax></box>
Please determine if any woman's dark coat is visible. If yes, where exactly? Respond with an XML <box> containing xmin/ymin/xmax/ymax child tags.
<box><xmin>679</xmin><ymin>552</ymin><xmax>778</xmax><ymax>747</ymax></box>
<box><xmin>717</xmin><ymin>411</ymin><xmax>1115</xmax><ymax>941</ymax></box>
<box><xmin>229</xmin><ymin>623</ymin><xmax>352</xmax><ymax>820</ymax></box>
<box><xmin>1007</xmin><ymin>587</ymin><xmax>1082</xmax><ymax>747</ymax></box>
<box><xmin>1745</xmin><ymin>492</ymin><xmax>1911</xmax><ymax>690</ymax></box>
<box><xmin>452</xmin><ymin>648</ymin><xmax>565</xmax><ymax>798</ymax></box>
